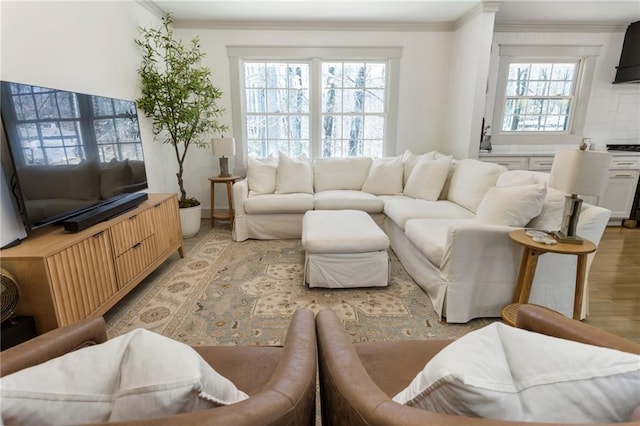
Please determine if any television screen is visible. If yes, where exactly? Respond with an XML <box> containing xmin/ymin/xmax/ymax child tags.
<box><xmin>0</xmin><ymin>81</ymin><xmax>148</xmax><ymax>231</ymax></box>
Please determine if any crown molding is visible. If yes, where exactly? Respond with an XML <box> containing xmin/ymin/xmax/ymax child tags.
<box><xmin>135</xmin><ymin>0</ymin><xmax>164</xmax><ymax>18</ymax></box>
<box><xmin>173</xmin><ymin>19</ymin><xmax>454</xmax><ymax>32</ymax></box>
<box><xmin>454</xmin><ymin>1</ymin><xmax>502</xmax><ymax>30</ymax></box>
<box><xmin>494</xmin><ymin>22</ymin><xmax>628</xmax><ymax>33</ymax></box>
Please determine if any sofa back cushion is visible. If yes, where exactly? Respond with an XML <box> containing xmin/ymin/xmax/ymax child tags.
<box><xmin>313</xmin><ymin>157</ymin><xmax>372</xmax><ymax>191</ymax></box>
<box><xmin>275</xmin><ymin>152</ymin><xmax>314</xmax><ymax>194</ymax></box>
<box><xmin>247</xmin><ymin>156</ymin><xmax>278</xmax><ymax>195</ymax></box>
<box><xmin>446</xmin><ymin>159</ymin><xmax>507</xmax><ymax>213</ymax></box>
<box><xmin>362</xmin><ymin>156</ymin><xmax>403</xmax><ymax>195</ymax></box>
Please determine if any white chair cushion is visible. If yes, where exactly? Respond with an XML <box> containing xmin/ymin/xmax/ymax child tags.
<box><xmin>362</xmin><ymin>156</ymin><xmax>404</xmax><ymax>195</ymax></box>
<box><xmin>447</xmin><ymin>159</ymin><xmax>507</xmax><ymax>213</ymax></box>
<box><xmin>393</xmin><ymin>322</ymin><xmax>640</xmax><ymax>423</ymax></box>
<box><xmin>275</xmin><ymin>152</ymin><xmax>314</xmax><ymax>194</ymax></box>
<box><xmin>302</xmin><ymin>210</ymin><xmax>389</xmax><ymax>254</ymax></box>
<box><xmin>244</xmin><ymin>193</ymin><xmax>314</xmax><ymax>214</ymax></box>
<box><xmin>476</xmin><ymin>183</ymin><xmax>547</xmax><ymax>227</ymax></box>
<box><xmin>313</xmin><ymin>157</ymin><xmax>372</xmax><ymax>191</ymax></box>
<box><xmin>313</xmin><ymin>190</ymin><xmax>384</xmax><ymax>213</ymax></box>
<box><xmin>0</xmin><ymin>329</ymin><xmax>248</xmax><ymax>425</ymax></box>
<box><xmin>403</xmin><ymin>155</ymin><xmax>453</xmax><ymax>201</ymax></box>
<box><xmin>247</xmin><ymin>156</ymin><xmax>278</xmax><ymax>195</ymax></box>
<box><xmin>383</xmin><ymin>197</ymin><xmax>475</xmax><ymax>229</ymax></box>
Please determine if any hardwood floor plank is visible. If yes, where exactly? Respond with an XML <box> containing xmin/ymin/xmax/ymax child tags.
<box><xmin>584</xmin><ymin>227</ymin><xmax>640</xmax><ymax>342</ymax></box>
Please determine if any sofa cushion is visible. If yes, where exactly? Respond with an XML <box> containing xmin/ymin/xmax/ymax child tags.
<box><xmin>0</xmin><ymin>329</ymin><xmax>249</xmax><ymax>425</ymax></box>
<box><xmin>401</xmin><ymin>150</ymin><xmax>437</xmax><ymax>186</ymax></box>
<box><xmin>247</xmin><ymin>156</ymin><xmax>278</xmax><ymax>195</ymax></box>
<box><xmin>384</xmin><ymin>197</ymin><xmax>475</xmax><ymax>229</ymax></box>
<box><xmin>403</xmin><ymin>155</ymin><xmax>452</xmax><ymax>201</ymax></box>
<box><xmin>275</xmin><ymin>153</ymin><xmax>313</xmax><ymax>194</ymax></box>
<box><xmin>476</xmin><ymin>183</ymin><xmax>547</xmax><ymax>227</ymax></box>
<box><xmin>362</xmin><ymin>156</ymin><xmax>403</xmax><ymax>195</ymax></box>
<box><xmin>447</xmin><ymin>159</ymin><xmax>507</xmax><ymax>213</ymax></box>
<box><xmin>302</xmin><ymin>210</ymin><xmax>388</xmax><ymax>254</ymax></box>
<box><xmin>404</xmin><ymin>219</ymin><xmax>475</xmax><ymax>268</ymax></box>
<box><xmin>313</xmin><ymin>157</ymin><xmax>372</xmax><ymax>191</ymax></box>
<box><xmin>314</xmin><ymin>190</ymin><xmax>384</xmax><ymax>213</ymax></box>
<box><xmin>392</xmin><ymin>322</ymin><xmax>640</xmax><ymax>423</ymax></box>
<box><xmin>244</xmin><ymin>193</ymin><xmax>314</xmax><ymax>214</ymax></box>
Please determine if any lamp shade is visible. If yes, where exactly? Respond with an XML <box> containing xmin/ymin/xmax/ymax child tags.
<box><xmin>549</xmin><ymin>149</ymin><xmax>611</xmax><ymax>196</ymax></box>
<box><xmin>212</xmin><ymin>137</ymin><xmax>235</xmax><ymax>157</ymax></box>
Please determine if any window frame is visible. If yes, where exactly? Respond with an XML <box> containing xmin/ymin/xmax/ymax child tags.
<box><xmin>491</xmin><ymin>44</ymin><xmax>600</xmax><ymax>145</ymax></box>
<box><xmin>228</xmin><ymin>46</ymin><xmax>401</xmax><ymax>173</ymax></box>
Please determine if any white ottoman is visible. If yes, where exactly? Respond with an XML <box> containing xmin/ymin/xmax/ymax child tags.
<box><xmin>302</xmin><ymin>210</ymin><xmax>390</xmax><ymax>288</ymax></box>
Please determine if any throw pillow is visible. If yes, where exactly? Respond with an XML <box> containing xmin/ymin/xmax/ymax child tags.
<box><xmin>362</xmin><ymin>156</ymin><xmax>403</xmax><ymax>195</ymax></box>
<box><xmin>527</xmin><ymin>187</ymin><xmax>567</xmax><ymax>231</ymax></box>
<box><xmin>495</xmin><ymin>170</ymin><xmax>538</xmax><ymax>187</ymax></box>
<box><xmin>446</xmin><ymin>159</ymin><xmax>507</xmax><ymax>213</ymax></box>
<box><xmin>392</xmin><ymin>322</ymin><xmax>640</xmax><ymax>423</ymax></box>
<box><xmin>0</xmin><ymin>329</ymin><xmax>249</xmax><ymax>425</ymax></box>
<box><xmin>401</xmin><ymin>150</ymin><xmax>437</xmax><ymax>186</ymax></box>
<box><xmin>476</xmin><ymin>183</ymin><xmax>547</xmax><ymax>227</ymax></box>
<box><xmin>247</xmin><ymin>156</ymin><xmax>278</xmax><ymax>195</ymax></box>
<box><xmin>275</xmin><ymin>152</ymin><xmax>314</xmax><ymax>194</ymax></box>
<box><xmin>403</xmin><ymin>155</ymin><xmax>452</xmax><ymax>201</ymax></box>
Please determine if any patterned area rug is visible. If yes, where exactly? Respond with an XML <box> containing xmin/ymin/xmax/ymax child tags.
<box><xmin>105</xmin><ymin>227</ymin><xmax>494</xmax><ymax>345</ymax></box>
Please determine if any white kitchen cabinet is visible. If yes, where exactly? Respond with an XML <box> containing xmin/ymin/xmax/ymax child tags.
<box><xmin>599</xmin><ymin>156</ymin><xmax>640</xmax><ymax>220</ymax></box>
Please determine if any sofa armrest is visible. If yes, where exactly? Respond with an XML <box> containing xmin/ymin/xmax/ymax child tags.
<box><xmin>516</xmin><ymin>304</ymin><xmax>640</xmax><ymax>355</ymax></box>
<box><xmin>440</xmin><ymin>222</ymin><xmax>521</xmax><ymax>281</ymax></box>
<box><xmin>0</xmin><ymin>316</ymin><xmax>108</xmax><ymax>377</ymax></box>
<box><xmin>232</xmin><ymin>178</ymin><xmax>249</xmax><ymax>218</ymax></box>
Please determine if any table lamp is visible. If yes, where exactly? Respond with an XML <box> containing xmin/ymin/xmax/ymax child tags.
<box><xmin>548</xmin><ymin>141</ymin><xmax>611</xmax><ymax>244</ymax></box>
<box><xmin>212</xmin><ymin>137</ymin><xmax>235</xmax><ymax>177</ymax></box>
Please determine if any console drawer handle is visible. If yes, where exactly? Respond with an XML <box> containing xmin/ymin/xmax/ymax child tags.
<box><xmin>129</xmin><ymin>214</ymin><xmax>138</xmax><ymax>221</ymax></box>
<box><xmin>132</xmin><ymin>242</ymin><xmax>142</xmax><ymax>249</ymax></box>
<box><xmin>92</xmin><ymin>231</ymin><xmax>104</xmax><ymax>238</ymax></box>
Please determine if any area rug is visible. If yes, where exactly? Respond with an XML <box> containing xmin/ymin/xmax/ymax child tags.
<box><xmin>105</xmin><ymin>227</ymin><xmax>494</xmax><ymax>345</ymax></box>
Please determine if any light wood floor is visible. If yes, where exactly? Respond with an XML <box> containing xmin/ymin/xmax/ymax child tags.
<box><xmin>583</xmin><ymin>226</ymin><xmax>639</xmax><ymax>342</ymax></box>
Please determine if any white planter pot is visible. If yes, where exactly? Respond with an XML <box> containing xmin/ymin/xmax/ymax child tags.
<box><xmin>179</xmin><ymin>204</ymin><xmax>202</xmax><ymax>239</ymax></box>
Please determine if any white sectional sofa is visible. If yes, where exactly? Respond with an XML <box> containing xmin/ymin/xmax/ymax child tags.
<box><xmin>232</xmin><ymin>151</ymin><xmax>611</xmax><ymax>323</ymax></box>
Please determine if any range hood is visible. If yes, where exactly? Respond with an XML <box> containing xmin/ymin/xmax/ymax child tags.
<box><xmin>613</xmin><ymin>20</ymin><xmax>640</xmax><ymax>84</ymax></box>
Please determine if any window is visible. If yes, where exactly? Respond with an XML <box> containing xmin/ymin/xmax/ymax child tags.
<box><xmin>244</xmin><ymin>62</ymin><xmax>310</xmax><ymax>157</ymax></box>
<box><xmin>1</xmin><ymin>82</ymin><xmax>143</xmax><ymax>166</ymax></box>
<box><xmin>491</xmin><ymin>45</ymin><xmax>600</xmax><ymax>145</ymax></box>
<box><xmin>229</xmin><ymin>47</ymin><xmax>401</xmax><ymax>164</ymax></box>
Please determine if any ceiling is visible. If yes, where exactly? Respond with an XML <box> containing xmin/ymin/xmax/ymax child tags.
<box><xmin>148</xmin><ymin>0</ymin><xmax>640</xmax><ymax>28</ymax></box>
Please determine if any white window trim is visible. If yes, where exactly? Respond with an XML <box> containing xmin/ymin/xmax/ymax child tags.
<box><xmin>228</xmin><ymin>46</ymin><xmax>402</xmax><ymax>174</ymax></box>
<box><xmin>491</xmin><ymin>44</ymin><xmax>601</xmax><ymax>145</ymax></box>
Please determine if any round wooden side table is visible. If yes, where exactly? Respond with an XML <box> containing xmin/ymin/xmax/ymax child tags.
<box><xmin>508</xmin><ymin>229</ymin><xmax>596</xmax><ymax>320</ymax></box>
<box><xmin>209</xmin><ymin>175</ymin><xmax>241</xmax><ymax>229</ymax></box>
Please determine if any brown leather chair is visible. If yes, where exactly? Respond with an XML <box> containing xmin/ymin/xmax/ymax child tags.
<box><xmin>1</xmin><ymin>308</ymin><xmax>316</xmax><ymax>426</ymax></box>
<box><xmin>316</xmin><ymin>304</ymin><xmax>640</xmax><ymax>426</ymax></box>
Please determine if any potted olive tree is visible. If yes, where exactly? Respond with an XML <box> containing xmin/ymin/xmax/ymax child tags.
<box><xmin>136</xmin><ymin>13</ymin><xmax>227</xmax><ymax>238</ymax></box>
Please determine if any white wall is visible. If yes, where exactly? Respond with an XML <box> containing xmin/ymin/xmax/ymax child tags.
<box><xmin>0</xmin><ymin>1</ymin><xmax>162</xmax><ymax>241</ymax></box>
<box><xmin>484</xmin><ymin>30</ymin><xmax>640</xmax><ymax>153</ymax></box>
<box><xmin>444</xmin><ymin>9</ymin><xmax>496</xmax><ymax>160</ymax></box>
<box><xmin>174</xmin><ymin>27</ymin><xmax>455</xmax><ymax>209</ymax></box>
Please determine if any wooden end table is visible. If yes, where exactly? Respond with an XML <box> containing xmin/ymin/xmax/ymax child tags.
<box><xmin>209</xmin><ymin>175</ymin><xmax>241</xmax><ymax>229</ymax></box>
<box><xmin>508</xmin><ymin>229</ymin><xmax>596</xmax><ymax>320</ymax></box>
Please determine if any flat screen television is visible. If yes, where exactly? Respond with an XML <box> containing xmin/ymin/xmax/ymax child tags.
<box><xmin>1</xmin><ymin>80</ymin><xmax>149</xmax><ymax>233</ymax></box>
